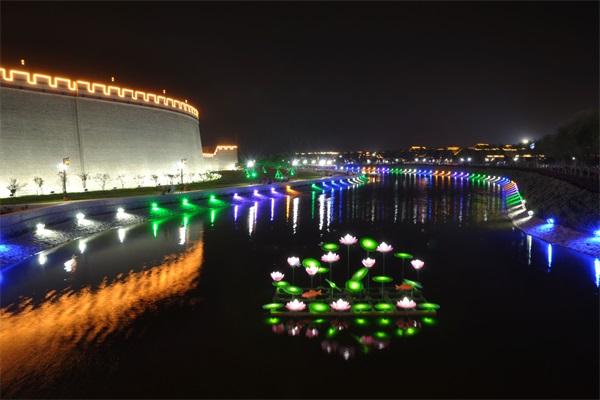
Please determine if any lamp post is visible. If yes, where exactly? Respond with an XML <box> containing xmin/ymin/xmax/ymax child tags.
<box><xmin>60</xmin><ymin>157</ymin><xmax>69</xmax><ymax>200</ymax></box>
<box><xmin>179</xmin><ymin>158</ymin><xmax>187</xmax><ymax>185</ymax></box>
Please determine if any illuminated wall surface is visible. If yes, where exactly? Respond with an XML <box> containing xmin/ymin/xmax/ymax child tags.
<box><xmin>202</xmin><ymin>145</ymin><xmax>239</xmax><ymax>171</ymax></box>
<box><xmin>0</xmin><ymin>68</ymin><xmax>205</xmax><ymax>195</ymax></box>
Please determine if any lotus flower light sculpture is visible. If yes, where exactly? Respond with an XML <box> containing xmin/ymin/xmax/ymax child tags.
<box><xmin>396</xmin><ymin>297</ymin><xmax>417</xmax><ymax>309</ymax></box>
<box><xmin>340</xmin><ymin>234</ymin><xmax>358</xmax><ymax>280</ymax></box>
<box><xmin>288</xmin><ymin>256</ymin><xmax>300</xmax><ymax>285</ymax></box>
<box><xmin>321</xmin><ymin>251</ymin><xmax>340</xmax><ymax>281</ymax></box>
<box><xmin>270</xmin><ymin>271</ymin><xmax>285</xmax><ymax>281</ymax></box>
<box><xmin>376</xmin><ymin>242</ymin><xmax>393</xmax><ymax>275</ymax></box>
<box><xmin>286</xmin><ymin>299</ymin><xmax>306</xmax><ymax>311</ymax></box>
<box><xmin>362</xmin><ymin>258</ymin><xmax>376</xmax><ymax>268</ymax></box>
<box><xmin>306</xmin><ymin>265</ymin><xmax>319</xmax><ymax>288</ymax></box>
<box><xmin>330</xmin><ymin>298</ymin><xmax>351</xmax><ymax>311</ymax></box>
<box><xmin>411</xmin><ymin>259</ymin><xmax>424</xmax><ymax>282</ymax></box>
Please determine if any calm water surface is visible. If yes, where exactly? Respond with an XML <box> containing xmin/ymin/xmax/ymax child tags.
<box><xmin>1</xmin><ymin>174</ymin><xmax>598</xmax><ymax>399</ymax></box>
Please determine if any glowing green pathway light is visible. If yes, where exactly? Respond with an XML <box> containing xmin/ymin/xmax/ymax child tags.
<box><xmin>403</xmin><ymin>279</ymin><xmax>423</xmax><ymax>289</ymax></box>
<box><xmin>321</xmin><ymin>243</ymin><xmax>340</xmax><ymax>251</ymax></box>
<box><xmin>325</xmin><ymin>278</ymin><xmax>343</xmax><ymax>291</ymax></box>
<box><xmin>151</xmin><ymin>202</ymin><xmax>159</xmax><ymax>211</ymax></box>
<box><xmin>264</xmin><ymin>317</ymin><xmax>281</xmax><ymax>325</ymax></box>
<box><xmin>262</xmin><ymin>303</ymin><xmax>284</xmax><ymax>310</ymax></box>
<box><xmin>360</xmin><ymin>237</ymin><xmax>378</xmax><ymax>252</ymax></box>
<box><xmin>309</xmin><ymin>302</ymin><xmax>330</xmax><ymax>313</ymax></box>
<box><xmin>394</xmin><ymin>252</ymin><xmax>413</xmax><ymax>259</ymax></box>
<box><xmin>374</xmin><ymin>303</ymin><xmax>394</xmax><ymax>312</ymax></box>
<box><xmin>372</xmin><ymin>276</ymin><xmax>393</xmax><ymax>283</ymax></box>
<box><xmin>283</xmin><ymin>285</ymin><xmax>303</xmax><ymax>295</ymax></box>
<box><xmin>418</xmin><ymin>302</ymin><xmax>440</xmax><ymax>310</ymax></box>
<box><xmin>272</xmin><ymin>281</ymin><xmax>290</xmax><ymax>288</ymax></box>
<box><xmin>302</xmin><ymin>258</ymin><xmax>321</xmax><ymax>269</ymax></box>
<box><xmin>351</xmin><ymin>267</ymin><xmax>369</xmax><ymax>281</ymax></box>
<box><xmin>422</xmin><ymin>317</ymin><xmax>437</xmax><ymax>325</ymax></box>
<box><xmin>352</xmin><ymin>304</ymin><xmax>372</xmax><ymax>313</ymax></box>
<box><xmin>182</xmin><ymin>198</ymin><xmax>189</xmax><ymax>206</ymax></box>
<box><xmin>345</xmin><ymin>280</ymin><xmax>364</xmax><ymax>293</ymax></box>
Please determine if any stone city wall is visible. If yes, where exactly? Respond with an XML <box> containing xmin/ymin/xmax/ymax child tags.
<box><xmin>1</xmin><ymin>68</ymin><xmax>205</xmax><ymax>196</ymax></box>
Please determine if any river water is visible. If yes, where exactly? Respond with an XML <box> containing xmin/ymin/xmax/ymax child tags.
<box><xmin>1</xmin><ymin>174</ymin><xmax>598</xmax><ymax>399</ymax></box>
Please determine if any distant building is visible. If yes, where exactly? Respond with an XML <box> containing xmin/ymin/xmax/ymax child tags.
<box><xmin>202</xmin><ymin>145</ymin><xmax>239</xmax><ymax>171</ymax></box>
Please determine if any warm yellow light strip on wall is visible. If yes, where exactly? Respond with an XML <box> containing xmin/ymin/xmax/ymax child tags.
<box><xmin>202</xmin><ymin>145</ymin><xmax>238</xmax><ymax>157</ymax></box>
<box><xmin>0</xmin><ymin>67</ymin><xmax>199</xmax><ymax>119</ymax></box>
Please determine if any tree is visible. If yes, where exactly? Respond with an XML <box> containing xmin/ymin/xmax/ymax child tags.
<box><xmin>76</xmin><ymin>172</ymin><xmax>91</xmax><ymax>190</ymax></box>
<box><xmin>151</xmin><ymin>174</ymin><xmax>159</xmax><ymax>186</ymax></box>
<box><xmin>187</xmin><ymin>172</ymin><xmax>196</xmax><ymax>183</ymax></box>
<box><xmin>134</xmin><ymin>174</ymin><xmax>145</xmax><ymax>187</ymax></box>
<box><xmin>164</xmin><ymin>172</ymin><xmax>175</xmax><ymax>185</ymax></box>
<box><xmin>117</xmin><ymin>174</ymin><xmax>126</xmax><ymax>188</ymax></box>
<box><xmin>7</xmin><ymin>178</ymin><xmax>26</xmax><ymax>197</ymax></box>
<box><xmin>33</xmin><ymin>176</ymin><xmax>44</xmax><ymax>195</ymax></box>
<box><xmin>94</xmin><ymin>173</ymin><xmax>111</xmax><ymax>190</ymax></box>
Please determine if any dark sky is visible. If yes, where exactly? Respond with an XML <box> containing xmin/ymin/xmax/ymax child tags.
<box><xmin>1</xmin><ymin>1</ymin><xmax>598</xmax><ymax>154</ymax></box>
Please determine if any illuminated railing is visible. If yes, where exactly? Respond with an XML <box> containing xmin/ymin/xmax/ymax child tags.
<box><xmin>0</xmin><ymin>67</ymin><xmax>199</xmax><ymax>119</ymax></box>
<box><xmin>202</xmin><ymin>145</ymin><xmax>238</xmax><ymax>158</ymax></box>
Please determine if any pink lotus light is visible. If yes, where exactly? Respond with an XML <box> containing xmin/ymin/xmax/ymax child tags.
<box><xmin>376</xmin><ymin>242</ymin><xmax>393</xmax><ymax>253</ymax></box>
<box><xmin>411</xmin><ymin>259</ymin><xmax>424</xmax><ymax>270</ymax></box>
<box><xmin>330</xmin><ymin>298</ymin><xmax>351</xmax><ymax>311</ymax></box>
<box><xmin>306</xmin><ymin>266</ymin><xmax>319</xmax><ymax>276</ymax></box>
<box><xmin>362</xmin><ymin>258</ymin><xmax>376</xmax><ymax>268</ymax></box>
<box><xmin>286</xmin><ymin>299</ymin><xmax>306</xmax><ymax>311</ymax></box>
<box><xmin>287</xmin><ymin>256</ymin><xmax>300</xmax><ymax>267</ymax></box>
<box><xmin>396</xmin><ymin>297</ymin><xmax>417</xmax><ymax>309</ymax></box>
<box><xmin>270</xmin><ymin>271</ymin><xmax>285</xmax><ymax>281</ymax></box>
<box><xmin>339</xmin><ymin>234</ymin><xmax>358</xmax><ymax>245</ymax></box>
<box><xmin>321</xmin><ymin>252</ymin><xmax>340</xmax><ymax>263</ymax></box>
<box><xmin>272</xmin><ymin>324</ymin><xmax>285</xmax><ymax>334</ymax></box>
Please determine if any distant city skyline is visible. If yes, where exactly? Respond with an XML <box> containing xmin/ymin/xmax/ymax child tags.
<box><xmin>2</xmin><ymin>1</ymin><xmax>598</xmax><ymax>153</ymax></box>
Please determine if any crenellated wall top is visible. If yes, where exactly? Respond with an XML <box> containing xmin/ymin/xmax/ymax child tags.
<box><xmin>0</xmin><ymin>67</ymin><xmax>199</xmax><ymax>119</ymax></box>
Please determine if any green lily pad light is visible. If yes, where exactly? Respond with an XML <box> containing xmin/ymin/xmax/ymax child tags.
<box><xmin>317</xmin><ymin>267</ymin><xmax>329</xmax><ymax>274</ymax></box>
<box><xmin>374</xmin><ymin>331</ymin><xmax>390</xmax><ymax>340</ymax></box>
<box><xmin>403</xmin><ymin>279</ymin><xmax>423</xmax><ymax>289</ymax></box>
<box><xmin>264</xmin><ymin>317</ymin><xmax>281</xmax><ymax>325</ymax></box>
<box><xmin>372</xmin><ymin>276</ymin><xmax>393</xmax><ymax>283</ymax></box>
<box><xmin>352</xmin><ymin>303</ymin><xmax>372</xmax><ymax>312</ymax></box>
<box><xmin>283</xmin><ymin>285</ymin><xmax>303</xmax><ymax>295</ymax></box>
<box><xmin>302</xmin><ymin>258</ymin><xmax>321</xmax><ymax>269</ymax></box>
<box><xmin>394</xmin><ymin>252</ymin><xmax>413</xmax><ymax>259</ymax></box>
<box><xmin>309</xmin><ymin>302</ymin><xmax>330</xmax><ymax>313</ymax></box>
<box><xmin>360</xmin><ymin>237</ymin><xmax>378</xmax><ymax>252</ymax></box>
<box><xmin>345</xmin><ymin>280</ymin><xmax>364</xmax><ymax>293</ymax></box>
<box><xmin>262</xmin><ymin>303</ymin><xmax>284</xmax><ymax>310</ymax></box>
<box><xmin>272</xmin><ymin>281</ymin><xmax>290</xmax><ymax>288</ymax></box>
<box><xmin>374</xmin><ymin>303</ymin><xmax>394</xmax><ymax>311</ymax></box>
<box><xmin>422</xmin><ymin>317</ymin><xmax>437</xmax><ymax>325</ymax></box>
<box><xmin>351</xmin><ymin>267</ymin><xmax>369</xmax><ymax>281</ymax></box>
<box><xmin>418</xmin><ymin>303</ymin><xmax>440</xmax><ymax>310</ymax></box>
<box><xmin>321</xmin><ymin>243</ymin><xmax>340</xmax><ymax>251</ymax></box>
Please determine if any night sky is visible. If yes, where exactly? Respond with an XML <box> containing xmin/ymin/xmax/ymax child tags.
<box><xmin>1</xmin><ymin>1</ymin><xmax>598</xmax><ymax>154</ymax></box>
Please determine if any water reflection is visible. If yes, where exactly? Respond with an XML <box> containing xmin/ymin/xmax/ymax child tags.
<box><xmin>0</xmin><ymin>240</ymin><xmax>204</xmax><ymax>398</ymax></box>
<box><xmin>266</xmin><ymin>315</ymin><xmax>435</xmax><ymax>360</ymax></box>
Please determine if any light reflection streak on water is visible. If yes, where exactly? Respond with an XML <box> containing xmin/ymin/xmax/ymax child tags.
<box><xmin>547</xmin><ymin>243</ymin><xmax>553</xmax><ymax>272</ymax></box>
<box><xmin>594</xmin><ymin>258</ymin><xmax>600</xmax><ymax>288</ymax></box>
<box><xmin>78</xmin><ymin>240</ymin><xmax>86</xmax><ymax>254</ymax></box>
<box><xmin>0</xmin><ymin>240</ymin><xmax>204</xmax><ymax>398</ymax></box>
<box><xmin>292</xmin><ymin>197</ymin><xmax>299</xmax><ymax>235</ymax></box>
<box><xmin>327</xmin><ymin>196</ymin><xmax>332</xmax><ymax>230</ymax></box>
<box><xmin>286</xmin><ymin>195</ymin><xmax>290</xmax><ymax>223</ymax></box>
<box><xmin>338</xmin><ymin>188</ymin><xmax>343</xmax><ymax>222</ymax></box>
<box><xmin>527</xmin><ymin>235</ymin><xmax>532</xmax><ymax>266</ymax></box>
<box><xmin>271</xmin><ymin>198</ymin><xmax>275</xmax><ymax>221</ymax></box>
<box><xmin>234</xmin><ymin>204</ymin><xmax>238</xmax><ymax>222</ymax></box>
<box><xmin>318</xmin><ymin>194</ymin><xmax>325</xmax><ymax>231</ymax></box>
<box><xmin>248</xmin><ymin>203</ymin><xmax>257</xmax><ymax>236</ymax></box>
<box><xmin>118</xmin><ymin>228</ymin><xmax>126</xmax><ymax>243</ymax></box>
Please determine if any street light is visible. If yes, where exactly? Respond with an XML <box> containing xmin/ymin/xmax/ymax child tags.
<box><xmin>179</xmin><ymin>158</ymin><xmax>187</xmax><ymax>184</ymax></box>
<box><xmin>59</xmin><ymin>157</ymin><xmax>69</xmax><ymax>200</ymax></box>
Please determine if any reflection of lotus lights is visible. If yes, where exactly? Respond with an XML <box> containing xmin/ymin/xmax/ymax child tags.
<box><xmin>422</xmin><ymin>317</ymin><xmax>437</xmax><ymax>325</ymax></box>
<box><xmin>264</xmin><ymin>317</ymin><xmax>281</xmax><ymax>325</ymax></box>
<box><xmin>78</xmin><ymin>240</ymin><xmax>86</xmax><ymax>253</ymax></box>
<box><xmin>178</xmin><ymin>226</ymin><xmax>186</xmax><ymax>245</ymax></box>
<box><xmin>306</xmin><ymin>328</ymin><xmax>319</xmax><ymax>338</ymax></box>
<box><xmin>374</xmin><ymin>331</ymin><xmax>390</xmax><ymax>339</ymax></box>
<box><xmin>353</xmin><ymin>317</ymin><xmax>369</xmax><ymax>326</ymax></box>
<box><xmin>38</xmin><ymin>253</ymin><xmax>47</xmax><ymax>265</ymax></box>
<box><xmin>118</xmin><ymin>228</ymin><xmax>125</xmax><ymax>243</ymax></box>
<box><xmin>64</xmin><ymin>257</ymin><xmax>76</xmax><ymax>272</ymax></box>
<box><xmin>376</xmin><ymin>318</ymin><xmax>392</xmax><ymax>326</ymax></box>
<box><xmin>326</xmin><ymin>327</ymin><xmax>339</xmax><ymax>338</ymax></box>
<box><xmin>309</xmin><ymin>302</ymin><xmax>330</xmax><ymax>313</ymax></box>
